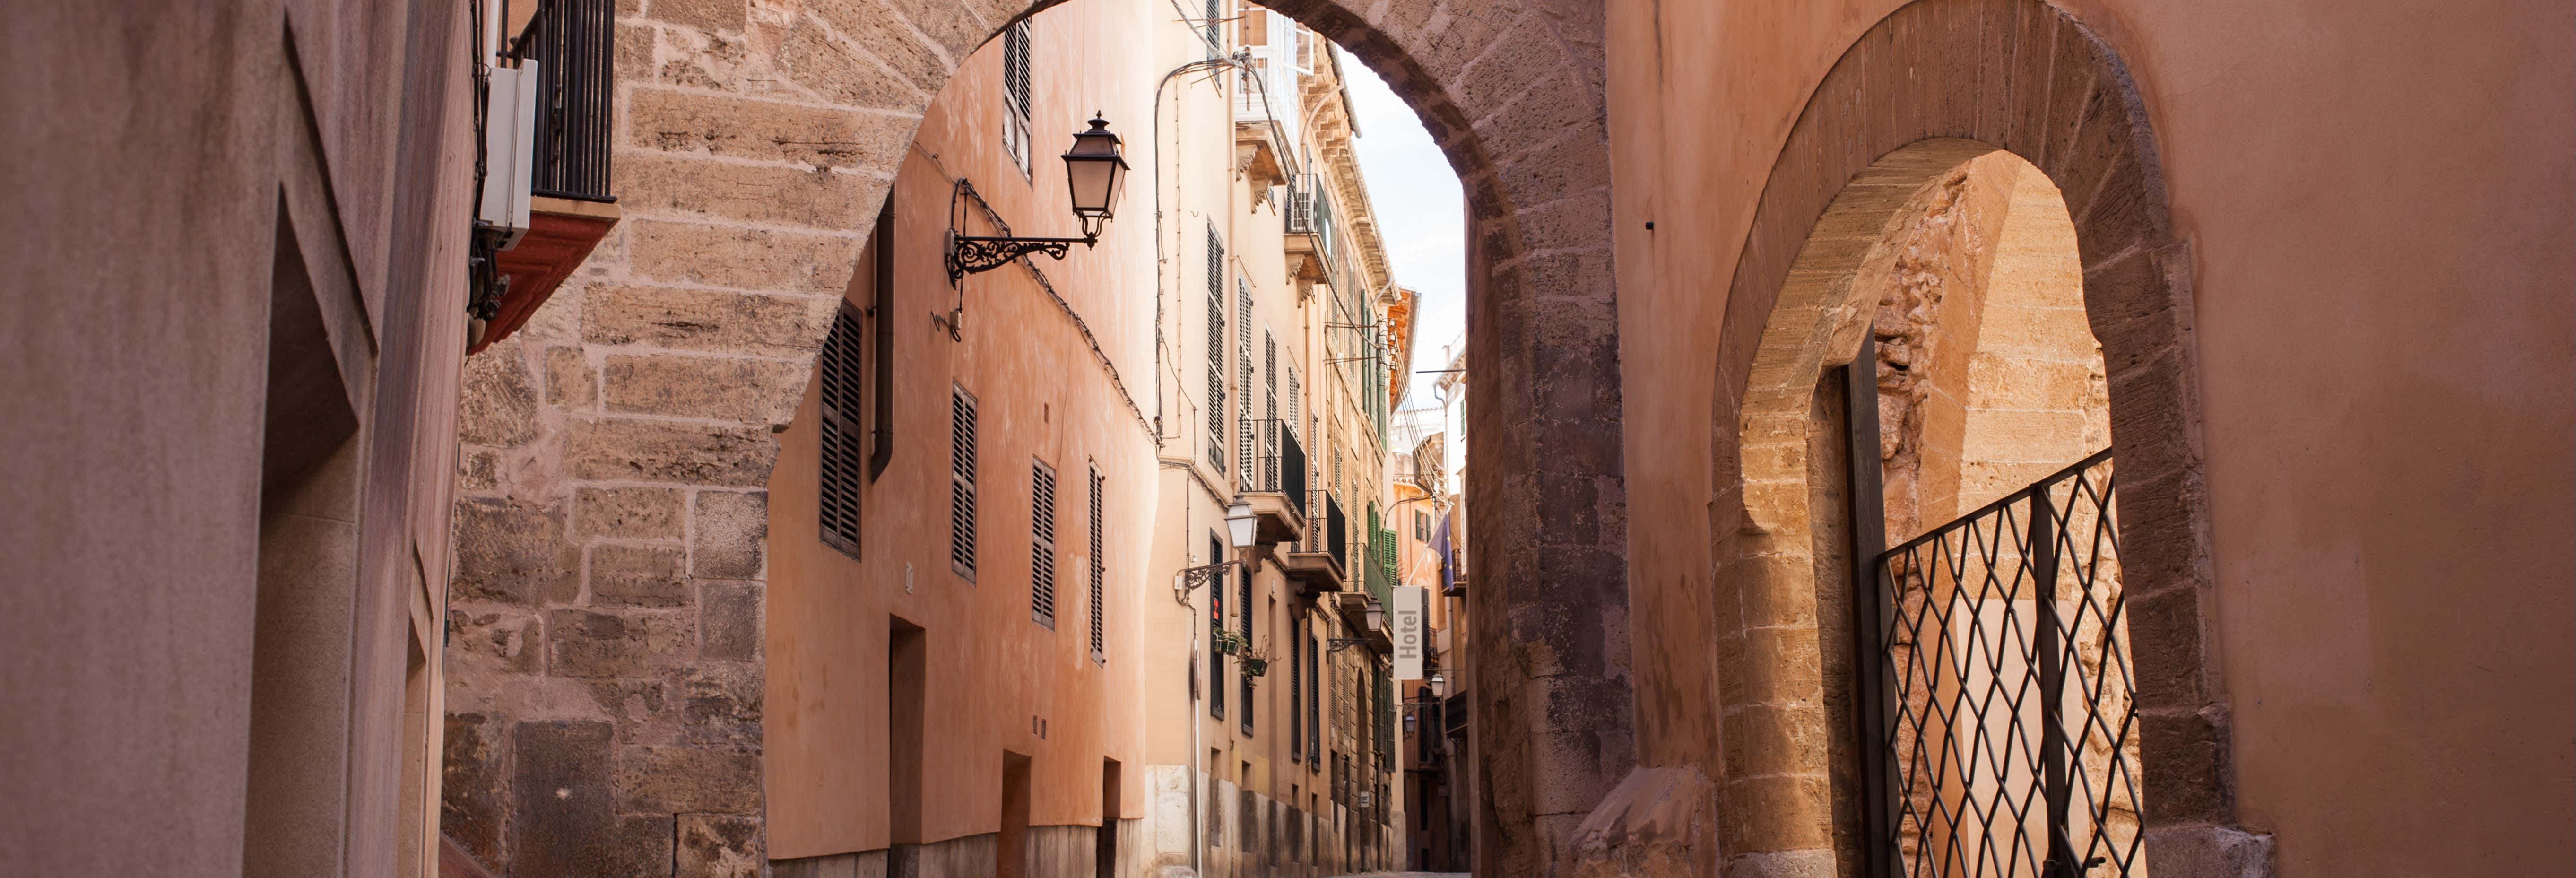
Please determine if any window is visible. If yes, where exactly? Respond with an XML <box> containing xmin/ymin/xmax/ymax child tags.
<box><xmin>1306</xmin><ymin>632</ymin><xmax>1320</xmax><ymax>766</ymax></box>
<box><xmin>1240</xmin><ymin>565</ymin><xmax>1255</xmax><ymax>735</ymax></box>
<box><xmin>1415</xmin><ymin>510</ymin><xmax>1430</xmax><ymax>542</ymax></box>
<box><xmin>1032</xmin><ymin>460</ymin><xmax>1057</xmax><ymax>627</ymax></box>
<box><xmin>818</xmin><ymin>304</ymin><xmax>864</xmax><ymax>558</ymax></box>
<box><xmin>1088</xmin><ymin>464</ymin><xmax>1106</xmax><ymax>663</ymax></box>
<box><xmin>1206</xmin><ymin>226</ymin><xmax>1227</xmax><ymax>473</ymax></box>
<box><xmin>1237</xmin><ymin>279</ymin><xmax>1256</xmax><ymax>476</ymax></box>
<box><xmin>950</xmin><ymin>386</ymin><xmax>979</xmax><ymax>580</ymax></box>
<box><xmin>1001</xmin><ymin>21</ymin><xmax>1033</xmax><ymax>174</ymax></box>
<box><xmin>1208</xmin><ymin>534</ymin><xmax>1225</xmax><ymax>719</ymax></box>
<box><xmin>1290</xmin><ymin>614</ymin><xmax>1302</xmax><ymax>752</ymax></box>
<box><xmin>1375</xmin><ymin>665</ymin><xmax>1395</xmax><ymax>762</ymax></box>
<box><xmin>1201</xmin><ymin>0</ymin><xmax>1221</xmax><ymax>58</ymax></box>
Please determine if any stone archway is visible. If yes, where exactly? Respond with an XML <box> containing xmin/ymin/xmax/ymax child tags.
<box><xmin>442</xmin><ymin>0</ymin><xmax>1624</xmax><ymax>874</ymax></box>
<box><xmin>1705</xmin><ymin>1</ymin><xmax>2265</xmax><ymax>877</ymax></box>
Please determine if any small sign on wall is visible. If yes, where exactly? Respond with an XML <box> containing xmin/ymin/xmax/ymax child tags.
<box><xmin>1392</xmin><ymin>586</ymin><xmax>1427</xmax><ymax>679</ymax></box>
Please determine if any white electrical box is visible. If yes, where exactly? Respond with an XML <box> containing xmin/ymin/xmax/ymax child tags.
<box><xmin>478</xmin><ymin>59</ymin><xmax>539</xmax><ymax>249</ymax></box>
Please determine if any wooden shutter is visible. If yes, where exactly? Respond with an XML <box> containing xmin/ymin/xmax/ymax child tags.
<box><xmin>1002</xmin><ymin>22</ymin><xmax>1032</xmax><ymax>172</ymax></box>
<box><xmin>1031</xmin><ymin>460</ymin><xmax>1057</xmax><ymax>627</ymax></box>
<box><xmin>818</xmin><ymin>305</ymin><xmax>864</xmax><ymax>558</ymax></box>
<box><xmin>949</xmin><ymin>386</ymin><xmax>978</xmax><ymax>580</ymax></box>
<box><xmin>1290</xmin><ymin>613</ymin><xmax>1302</xmax><ymax>751</ymax></box>
<box><xmin>1088</xmin><ymin>464</ymin><xmax>1106</xmax><ymax>663</ymax></box>
<box><xmin>1240</xmin><ymin>565</ymin><xmax>1254</xmax><ymax>734</ymax></box>
<box><xmin>1209</xmin><ymin>535</ymin><xmax>1225</xmax><ymax>719</ymax></box>
<box><xmin>1206</xmin><ymin>226</ymin><xmax>1227</xmax><ymax>472</ymax></box>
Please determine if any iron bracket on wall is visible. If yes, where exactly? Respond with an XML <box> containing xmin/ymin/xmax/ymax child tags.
<box><xmin>945</xmin><ymin>230</ymin><xmax>1095</xmax><ymax>283</ymax></box>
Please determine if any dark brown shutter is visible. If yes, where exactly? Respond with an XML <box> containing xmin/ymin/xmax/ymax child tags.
<box><xmin>1031</xmin><ymin>460</ymin><xmax>1057</xmax><ymax>627</ymax></box>
<box><xmin>818</xmin><ymin>305</ymin><xmax>864</xmax><ymax>558</ymax></box>
<box><xmin>1088</xmin><ymin>464</ymin><xmax>1106</xmax><ymax>662</ymax></box>
<box><xmin>949</xmin><ymin>386</ymin><xmax>978</xmax><ymax>580</ymax></box>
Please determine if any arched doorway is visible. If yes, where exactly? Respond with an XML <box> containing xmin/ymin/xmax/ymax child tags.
<box><xmin>441</xmin><ymin>1</ymin><xmax>1624</xmax><ymax>875</ymax></box>
<box><xmin>1705</xmin><ymin>1</ymin><xmax>2259</xmax><ymax>876</ymax></box>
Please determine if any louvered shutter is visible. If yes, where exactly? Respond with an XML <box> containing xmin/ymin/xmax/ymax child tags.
<box><xmin>949</xmin><ymin>387</ymin><xmax>978</xmax><ymax>580</ymax></box>
<box><xmin>1289</xmin><ymin>615</ymin><xmax>1302</xmax><ymax>751</ymax></box>
<box><xmin>818</xmin><ymin>305</ymin><xmax>864</xmax><ymax>558</ymax></box>
<box><xmin>1088</xmin><ymin>465</ymin><xmax>1106</xmax><ymax>663</ymax></box>
<box><xmin>1031</xmin><ymin>460</ymin><xmax>1057</xmax><ymax>627</ymax></box>
<box><xmin>1237</xmin><ymin>280</ymin><xmax>1255</xmax><ymax>477</ymax></box>
<box><xmin>1206</xmin><ymin>226</ymin><xmax>1227</xmax><ymax>472</ymax></box>
<box><xmin>1240</xmin><ymin>565</ymin><xmax>1254</xmax><ymax>735</ymax></box>
<box><xmin>1209</xmin><ymin>535</ymin><xmax>1225</xmax><ymax>719</ymax></box>
<box><xmin>1002</xmin><ymin>22</ymin><xmax>1033</xmax><ymax>172</ymax></box>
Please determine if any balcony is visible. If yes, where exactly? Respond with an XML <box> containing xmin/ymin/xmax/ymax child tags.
<box><xmin>1281</xmin><ymin>174</ymin><xmax>1329</xmax><ymax>290</ymax></box>
<box><xmin>1239</xmin><ymin>418</ymin><xmax>1308</xmax><ymax>543</ymax></box>
<box><xmin>1283</xmin><ymin>491</ymin><xmax>1346</xmax><ymax>595</ymax></box>
<box><xmin>472</xmin><ymin>0</ymin><xmax>619</xmax><ymax>354</ymax></box>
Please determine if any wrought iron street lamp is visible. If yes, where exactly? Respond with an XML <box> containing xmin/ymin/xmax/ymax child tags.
<box><xmin>1173</xmin><ymin>500</ymin><xmax>1259</xmax><ymax>602</ymax></box>
<box><xmin>946</xmin><ymin>115</ymin><xmax>1129</xmax><ymax>283</ymax></box>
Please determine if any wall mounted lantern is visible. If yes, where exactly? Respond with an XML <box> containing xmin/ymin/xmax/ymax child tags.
<box><xmin>1173</xmin><ymin>499</ymin><xmax>1259</xmax><ymax>603</ymax></box>
<box><xmin>946</xmin><ymin>115</ymin><xmax>1128</xmax><ymax>283</ymax></box>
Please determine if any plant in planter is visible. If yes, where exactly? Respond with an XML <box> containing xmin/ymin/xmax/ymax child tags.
<box><xmin>1211</xmin><ymin>630</ymin><xmax>1247</xmax><ymax>656</ymax></box>
<box><xmin>1240</xmin><ymin>641</ymin><xmax>1276</xmax><ymax>678</ymax></box>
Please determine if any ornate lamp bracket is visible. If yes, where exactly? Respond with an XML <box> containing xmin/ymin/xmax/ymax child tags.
<box><xmin>945</xmin><ymin>229</ymin><xmax>1097</xmax><ymax>284</ymax></box>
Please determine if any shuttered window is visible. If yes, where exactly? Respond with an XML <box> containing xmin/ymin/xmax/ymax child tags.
<box><xmin>1031</xmin><ymin>460</ymin><xmax>1057</xmax><ymax>628</ymax></box>
<box><xmin>1240</xmin><ymin>565</ymin><xmax>1255</xmax><ymax>735</ymax></box>
<box><xmin>1202</xmin><ymin>0</ymin><xmax>1221</xmax><ymax>58</ymax></box>
<box><xmin>818</xmin><ymin>305</ymin><xmax>864</xmax><ymax>558</ymax></box>
<box><xmin>1088</xmin><ymin>464</ymin><xmax>1106</xmax><ymax>663</ymax></box>
<box><xmin>1209</xmin><ymin>535</ymin><xmax>1225</xmax><ymax>719</ymax></box>
<box><xmin>1237</xmin><ymin>280</ymin><xmax>1256</xmax><ymax>477</ymax></box>
<box><xmin>1290</xmin><ymin>613</ymin><xmax>1303</xmax><ymax>752</ymax></box>
<box><xmin>949</xmin><ymin>386</ymin><xmax>978</xmax><ymax>581</ymax></box>
<box><xmin>1374</xmin><ymin>665</ymin><xmax>1395</xmax><ymax>762</ymax></box>
<box><xmin>1001</xmin><ymin>21</ymin><xmax>1033</xmax><ymax>174</ymax></box>
<box><xmin>1307</xmin><ymin>633</ymin><xmax>1320</xmax><ymax>765</ymax></box>
<box><xmin>1206</xmin><ymin>226</ymin><xmax>1227</xmax><ymax>473</ymax></box>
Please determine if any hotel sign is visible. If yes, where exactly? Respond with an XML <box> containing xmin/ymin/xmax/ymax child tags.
<box><xmin>1392</xmin><ymin>586</ymin><xmax>1427</xmax><ymax>679</ymax></box>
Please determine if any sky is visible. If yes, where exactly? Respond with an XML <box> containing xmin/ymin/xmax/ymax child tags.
<box><xmin>1336</xmin><ymin>50</ymin><xmax>1466</xmax><ymax>412</ymax></box>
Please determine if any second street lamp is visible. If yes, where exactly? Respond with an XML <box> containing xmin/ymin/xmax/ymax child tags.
<box><xmin>947</xmin><ymin>114</ymin><xmax>1129</xmax><ymax>283</ymax></box>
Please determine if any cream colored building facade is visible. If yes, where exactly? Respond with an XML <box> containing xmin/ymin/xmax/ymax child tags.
<box><xmin>1134</xmin><ymin>4</ymin><xmax>1419</xmax><ymax>876</ymax></box>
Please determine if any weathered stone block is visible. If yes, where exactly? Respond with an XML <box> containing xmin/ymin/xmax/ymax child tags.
<box><xmin>807</xmin><ymin>0</ymin><xmax>955</xmax><ymax>90</ymax></box>
<box><xmin>448</xmin><ymin>608</ymin><xmax>544</xmax><ymax>675</ymax></box>
<box><xmin>651</xmin><ymin>0</ymin><xmax>745</xmax><ymax>31</ymax></box>
<box><xmin>453</xmin><ymin>498</ymin><xmax>581</xmax><ymax>606</ymax></box>
<box><xmin>627</xmin><ymin>218</ymin><xmax>860</xmax><ymax>294</ymax></box>
<box><xmin>604</xmin><ymin>353</ymin><xmax>808</xmax><ymax>424</ymax></box>
<box><xmin>693</xmin><ymin>490</ymin><xmax>770</xmax><ymax>579</ymax></box>
<box><xmin>441</xmin><ymin>712</ymin><xmax>506</xmax><ymax>866</ymax></box>
<box><xmin>617</xmin><ymin>152</ymin><xmax>878</xmax><ymax>229</ymax></box>
<box><xmin>778</xmin><ymin>22</ymin><xmax>927</xmax><ymax>108</ymax></box>
<box><xmin>582</xmin><ymin>283</ymin><xmax>840</xmax><ymax>359</ymax></box>
<box><xmin>549</xmin><ymin>608</ymin><xmax>690</xmax><ymax>678</ymax></box>
<box><xmin>545</xmin><ymin>346</ymin><xmax>597</xmax><ymax>408</ymax></box>
<box><xmin>591</xmin><ymin>543</ymin><xmax>690</xmax><ymax>606</ymax></box>
<box><xmin>510</xmin><ymin>721</ymin><xmax>615</xmax><ymax>878</ymax></box>
<box><xmin>626</xmin><ymin>87</ymin><xmax>915</xmax><ymax>169</ymax></box>
<box><xmin>459</xmin><ymin>344</ymin><xmax>540</xmax><ymax>447</ymax></box>
<box><xmin>566</xmin><ymin>417</ymin><xmax>778</xmax><ymax>487</ymax></box>
<box><xmin>618</xmin><ymin>744</ymin><xmax>763</xmax><ymax>813</ymax></box>
<box><xmin>577</xmin><ymin>486</ymin><xmax>686</xmax><ymax>541</ymax></box>
<box><xmin>679</xmin><ymin>812</ymin><xmax>765</xmax><ymax>878</ymax></box>
<box><xmin>698</xmin><ymin>580</ymin><xmax>763</xmax><ymax>661</ymax></box>
<box><xmin>680</xmin><ymin>662</ymin><xmax>764</xmax><ymax>745</ymax></box>
<box><xmin>585</xmin><ymin>678</ymin><xmax>673</xmax><ymax>730</ymax></box>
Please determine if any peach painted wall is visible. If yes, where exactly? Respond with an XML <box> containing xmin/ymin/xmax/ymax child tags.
<box><xmin>763</xmin><ymin>0</ymin><xmax>1161</xmax><ymax>857</ymax></box>
<box><xmin>1605</xmin><ymin>0</ymin><xmax>2572</xmax><ymax>873</ymax></box>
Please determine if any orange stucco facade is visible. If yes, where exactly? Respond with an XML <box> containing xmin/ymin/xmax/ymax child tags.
<box><xmin>763</xmin><ymin>0</ymin><xmax>1162</xmax><ymax>857</ymax></box>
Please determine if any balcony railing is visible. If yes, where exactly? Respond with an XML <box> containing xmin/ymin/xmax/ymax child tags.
<box><xmin>1285</xmin><ymin>173</ymin><xmax>1320</xmax><ymax>235</ymax></box>
<box><xmin>1364</xmin><ymin>528</ymin><xmax>1393</xmax><ymax>606</ymax></box>
<box><xmin>1313</xmin><ymin>493</ymin><xmax>1346</xmax><ymax>571</ymax></box>
<box><xmin>1240</xmin><ymin>419</ymin><xmax>1308</xmax><ymax>517</ymax></box>
<box><xmin>508</xmin><ymin>0</ymin><xmax>616</xmax><ymax>203</ymax></box>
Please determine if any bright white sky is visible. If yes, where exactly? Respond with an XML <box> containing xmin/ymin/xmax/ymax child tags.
<box><xmin>1337</xmin><ymin>50</ymin><xmax>1465</xmax><ymax>411</ymax></box>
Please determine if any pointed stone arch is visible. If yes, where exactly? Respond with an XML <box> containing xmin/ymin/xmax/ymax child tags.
<box><xmin>444</xmin><ymin>0</ymin><xmax>1624</xmax><ymax>873</ymax></box>
<box><xmin>1705</xmin><ymin>0</ymin><xmax>2264</xmax><ymax>876</ymax></box>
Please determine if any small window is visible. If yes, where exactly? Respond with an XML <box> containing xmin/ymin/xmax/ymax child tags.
<box><xmin>1415</xmin><ymin>510</ymin><xmax>1431</xmax><ymax>542</ymax></box>
<box><xmin>818</xmin><ymin>305</ymin><xmax>865</xmax><ymax>558</ymax></box>
<box><xmin>1032</xmin><ymin>459</ymin><xmax>1057</xmax><ymax>627</ymax></box>
<box><xmin>950</xmin><ymin>386</ymin><xmax>979</xmax><ymax>581</ymax></box>
<box><xmin>1001</xmin><ymin>21</ymin><xmax>1033</xmax><ymax>174</ymax></box>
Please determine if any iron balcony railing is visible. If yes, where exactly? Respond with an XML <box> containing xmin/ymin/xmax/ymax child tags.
<box><xmin>1320</xmin><ymin>493</ymin><xmax>1347</xmax><ymax>571</ymax></box>
<box><xmin>1285</xmin><ymin>173</ymin><xmax>1321</xmax><ymax>235</ymax></box>
<box><xmin>508</xmin><ymin>0</ymin><xmax>617</xmax><ymax>203</ymax></box>
<box><xmin>1860</xmin><ymin>449</ymin><xmax>2141</xmax><ymax>878</ymax></box>
<box><xmin>1240</xmin><ymin>418</ymin><xmax>1308</xmax><ymax>517</ymax></box>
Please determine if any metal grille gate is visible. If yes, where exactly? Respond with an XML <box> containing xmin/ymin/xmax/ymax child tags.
<box><xmin>1842</xmin><ymin>337</ymin><xmax>2146</xmax><ymax>878</ymax></box>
